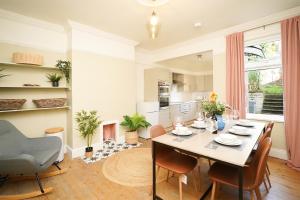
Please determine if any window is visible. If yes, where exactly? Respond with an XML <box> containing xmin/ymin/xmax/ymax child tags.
<box><xmin>244</xmin><ymin>37</ymin><xmax>283</xmax><ymax>118</ymax></box>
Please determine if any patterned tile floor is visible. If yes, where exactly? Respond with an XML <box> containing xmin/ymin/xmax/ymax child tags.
<box><xmin>82</xmin><ymin>139</ymin><xmax>141</xmax><ymax>164</ymax></box>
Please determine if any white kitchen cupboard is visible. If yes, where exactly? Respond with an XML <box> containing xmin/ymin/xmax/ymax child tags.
<box><xmin>159</xmin><ymin>108</ymin><xmax>172</xmax><ymax>128</ymax></box>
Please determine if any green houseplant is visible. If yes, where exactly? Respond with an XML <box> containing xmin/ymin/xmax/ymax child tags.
<box><xmin>46</xmin><ymin>73</ymin><xmax>62</xmax><ymax>87</ymax></box>
<box><xmin>56</xmin><ymin>60</ymin><xmax>71</xmax><ymax>84</ymax></box>
<box><xmin>120</xmin><ymin>113</ymin><xmax>151</xmax><ymax>144</ymax></box>
<box><xmin>75</xmin><ymin>110</ymin><xmax>101</xmax><ymax>158</ymax></box>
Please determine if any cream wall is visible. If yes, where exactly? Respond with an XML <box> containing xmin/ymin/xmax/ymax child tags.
<box><xmin>71</xmin><ymin>50</ymin><xmax>136</xmax><ymax>149</ymax></box>
<box><xmin>0</xmin><ymin>42</ymin><xmax>68</xmax><ymax>144</ymax></box>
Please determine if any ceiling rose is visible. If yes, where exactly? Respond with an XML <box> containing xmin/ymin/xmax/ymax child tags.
<box><xmin>137</xmin><ymin>0</ymin><xmax>169</xmax><ymax>7</ymax></box>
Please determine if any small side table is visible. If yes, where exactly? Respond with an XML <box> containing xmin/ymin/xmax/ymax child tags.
<box><xmin>45</xmin><ymin>127</ymin><xmax>64</xmax><ymax>162</ymax></box>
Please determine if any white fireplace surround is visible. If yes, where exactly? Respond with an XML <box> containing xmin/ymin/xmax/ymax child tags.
<box><xmin>100</xmin><ymin>120</ymin><xmax>121</xmax><ymax>143</ymax></box>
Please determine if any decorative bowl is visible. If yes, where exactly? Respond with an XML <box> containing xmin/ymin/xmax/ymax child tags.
<box><xmin>0</xmin><ymin>99</ymin><xmax>26</xmax><ymax>111</ymax></box>
<box><xmin>32</xmin><ymin>98</ymin><xmax>66</xmax><ymax>108</ymax></box>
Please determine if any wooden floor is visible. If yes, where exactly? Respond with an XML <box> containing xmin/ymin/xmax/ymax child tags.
<box><xmin>1</xmin><ymin>140</ymin><xmax>300</xmax><ymax>200</ymax></box>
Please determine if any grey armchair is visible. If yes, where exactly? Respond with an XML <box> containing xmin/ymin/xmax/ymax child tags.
<box><xmin>0</xmin><ymin>120</ymin><xmax>65</xmax><ymax>199</ymax></box>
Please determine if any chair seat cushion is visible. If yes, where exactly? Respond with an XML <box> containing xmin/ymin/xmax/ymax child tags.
<box><xmin>27</xmin><ymin>148</ymin><xmax>59</xmax><ymax>166</ymax></box>
<box><xmin>208</xmin><ymin>162</ymin><xmax>255</xmax><ymax>190</ymax></box>
<box><xmin>156</xmin><ymin>151</ymin><xmax>197</xmax><ymax>174</ymax></box>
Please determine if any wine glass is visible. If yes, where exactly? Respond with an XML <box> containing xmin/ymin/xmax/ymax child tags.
<box><xmin>232</xmin><ymin>109</ymin><xmax>240</xmax><ymax>120</ymax></box>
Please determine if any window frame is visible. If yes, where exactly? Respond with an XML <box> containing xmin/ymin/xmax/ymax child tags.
<box><xmin>244</xmin><ymin>35</ymin><xmax>284</xmax><ymax>122</ymax></box>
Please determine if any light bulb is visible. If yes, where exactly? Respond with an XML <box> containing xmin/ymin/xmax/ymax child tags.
<box><xmin>150</xmin><ymin>11</ymin><xmax>159</xmax><ymax>26</ymax></box>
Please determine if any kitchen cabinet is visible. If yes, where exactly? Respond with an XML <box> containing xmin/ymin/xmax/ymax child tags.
<box><xmin>196</xmin><ymin>75</ymin><xmax>213</xmax><ymax>92</ymax></box>
<box><xmin>144</xmin><ymin>67</ymin><xmax>171</xmax><ymax>101</ymax></box>
<box><xmin>170</xmin><ymin>101</ymin><xmax>198</xmax><ymax>124</ymax></box>
<box><xmin>159</xmin><ymin>108</ymin><xmax>171</xmax><ymax>128</ymax></box>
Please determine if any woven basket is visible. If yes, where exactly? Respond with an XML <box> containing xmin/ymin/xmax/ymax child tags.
<box><xmin>12</xmin><ymin>52</ymin><xmax>44</xmax><ymax>66</ymax></box>
<box><xmin>0</xmin><ymin>99</ymin><xmax>26</xmax><ymax>111</ymax></box>
<box><xmin>32</xmin><ymin>98</ymin><xmax>66</xmax><ymax>108</ymax></box>
<box><xmin>125</xmin><ymin>131</ymin><xmax>138</xmax><ymax>144</ymax></box>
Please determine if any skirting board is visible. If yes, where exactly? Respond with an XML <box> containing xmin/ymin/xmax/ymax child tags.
<box><xmin>269</xmin><ymin>147</ymin><xmax>288</xmax><ymax>160</ymax></box>
<box><xmin>66</xmin><ymin>135</ymin><xmax>125</xmax><ymax>158</ymax></box>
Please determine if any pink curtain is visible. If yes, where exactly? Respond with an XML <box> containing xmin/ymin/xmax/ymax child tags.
<box><xmin>226</xmin><ymin>32</ymin><xmax>246</xmax><ymax>118</ymax></box>
<box><xmin>281</xmin><ymin>16</ymin><xmax>300</xmax><ymax>170</ymax></box>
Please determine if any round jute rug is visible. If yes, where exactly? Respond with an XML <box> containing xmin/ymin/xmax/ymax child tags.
<box><xmin>102</xmin><ymin>148</ymin><xmax>167</xmax><ymax>187</ymax></box>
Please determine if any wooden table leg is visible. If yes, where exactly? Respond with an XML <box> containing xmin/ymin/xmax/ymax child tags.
<box><xmin>152</xmin><ymin>141</ymin><xmax>156</xmax><ymax>200</ymax></box>
<box><xmin>238</xmin><ymin>167</ymin><xmax>243</xmax><ymax>200</ymax></box>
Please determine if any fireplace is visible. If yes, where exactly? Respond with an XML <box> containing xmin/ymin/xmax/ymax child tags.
<box><xmin>103</xmin><ymin>124</ymin><xmax>116</xmax><ymax>140</ymax></box>
<box><xmin>100</xmin><ymin>120</ymin><xmax>122</xmax><ymax>143</ymax></box>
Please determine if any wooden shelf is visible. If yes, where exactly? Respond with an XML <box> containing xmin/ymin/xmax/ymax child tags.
<box><xmin>0</xmin><ymin>62</ymin><xmax>58</xmax><ymax>70</ymax></box>
<box><xmin>0</xmin><ymin>86</ymin><xmax>69</xmax><ymax>90</ymax></box>
<box><xmin>0</xmin><ymin>106</ymin><xmax>70</xmax><ymax>113</ymax></box>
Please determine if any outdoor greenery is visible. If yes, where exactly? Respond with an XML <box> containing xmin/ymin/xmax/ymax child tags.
<box><xmin>248</xmin><ymin>71</ymin><xmax>261</xmax><ymax>92</ymax></box>
<box><xmin>261</xmin><ymin>84</ymin><xmax>283</xmax><ymax>94</ymax></box>
<box><xmin>0</xmin><ymin>68</ymin><xmax>9</xmax><ymax>79</ymax></box>
<box><xmin>202</xmin><ymin>92</ymin><xmax>226</xmax><ymax>116</ymax></box>
<box><xmin>120</xmin><ymin>113</ymin><xmax>151</xmax><ymax>132</ymax></box>
<box><xmin>56</xmin><ymin>60</ymin><xmax>71</xmax><ymax>83</ymax></box>
<box><xmin>46</xmin><ymin>73</ymin><xmax>62</xmax><ymax>82</ymax></box>
<box><xmin>245</xmin><ymin>41</ymin><xmax>280</xmax><ymax>62</ymax></box>
<box><xmin>76</xmin><ymin>110</ymin><xmax>101</xmax><ymax>147</ymax></box>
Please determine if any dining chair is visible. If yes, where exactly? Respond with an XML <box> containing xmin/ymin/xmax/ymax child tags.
<box><xmin>253</xmin><ymin>122</ymin><xmax>274</xmax><ymax>190</ymax></box>
<box><xmin>150</xmin><ymin>125</ymin><xmax>199</xmax><ymax>200</ymax></box>
<box><xmin>208</xmin><ymin>137</ymin><xmax>272</xmax><ymax>200</ymax></box>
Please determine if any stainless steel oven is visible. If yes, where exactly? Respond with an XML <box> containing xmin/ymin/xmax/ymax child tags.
<box><xmin>158</xmin><ymin>82</ymin><xmax>170</xmax><ymax>109</ymax></box>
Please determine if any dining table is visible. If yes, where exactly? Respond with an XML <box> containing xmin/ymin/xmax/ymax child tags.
<box><xmin>152</xmin><ymin>120</ymin><xmax>266</xmax><ymax>200</ymax></box>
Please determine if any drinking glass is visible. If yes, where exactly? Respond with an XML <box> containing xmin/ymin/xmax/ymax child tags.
<box><xmin>232</xmin><ymin>109</ymin><xmax>240</xmax><ymax>120</ymax></box>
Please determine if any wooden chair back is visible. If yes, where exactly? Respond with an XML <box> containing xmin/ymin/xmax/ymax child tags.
<box><xmin>150</xmin><ymin>125</ymin><xmax>166</xmax><ymax>138</ymax></box>
<box><xmin>249</xmin><ymin>137</ymin><xmax>272</xmax><ymax>188</ymax></box>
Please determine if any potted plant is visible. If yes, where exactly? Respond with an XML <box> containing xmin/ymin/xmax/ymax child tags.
<box><xmin>56</xmin><ymin>60</ymin><xmax>71</xmax><ymax>83</ymax></box>
<box><xmin>75</xmin><ymin>110</ymin><xmax>101</xmax><ymax>158</ymax></box>
<box><xmin>202</xmin><ymin>92</ymin><xmax>226</xmax><ymax>130</ymax></box>
<box><xmin>120</xmin><ymin>113</ymin><xmax>151</xmax><ymax>144</ymax></box>
<box><xmin>0</xmin><ymin>68</ymin><xmax>9</xmax><ymax>79</ymax></box>
<box><xmin>46</xmin><ymin>73</ymin><xmax>62</xmax><ymax>87</ymax></box>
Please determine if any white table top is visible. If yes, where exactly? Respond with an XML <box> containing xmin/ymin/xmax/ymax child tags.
<box><xmin>153</xmin><ymin>121</ymin><xmax>265</xmax><ymax>167</ymax></box>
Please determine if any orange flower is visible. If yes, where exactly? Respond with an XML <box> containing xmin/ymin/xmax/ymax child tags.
<box><xmin>209</xmin><ymin>91</ymin><xmax>218</xmax><ymax>103</ymax></box>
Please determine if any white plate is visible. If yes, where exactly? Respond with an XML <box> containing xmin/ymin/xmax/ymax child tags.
<box><xmin>191</xmin><ymin>123</ymin><xmax>207</xmax><ymax>129</ymax></box>
<box><xmin>228</xmin><ymin>126</ymin><xmax>251</xmax><ymax>136</ymax></box>
<box><xmin>171</xmin><ymin>130</ymin><xmax>193</xmax><ymax>136</ymax></box>
<box><xmin>214</xmin><ymin>134</ymin><xmax>242</xmax><ymax>146</ymax></box>
<box><xmin>235</xmin><ymin>120</ymin><xmax>255</xmax><ymax>127</ymax></box>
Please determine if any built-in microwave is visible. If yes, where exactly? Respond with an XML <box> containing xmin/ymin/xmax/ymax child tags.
<box><xmin>158</xmin><ymin>81</ymin><xmax>170</xmax><ymax>96</ymax></box>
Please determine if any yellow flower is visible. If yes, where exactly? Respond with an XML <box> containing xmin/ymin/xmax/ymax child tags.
<box><xmin>209</xmin><ymin>91</ymin><xmax>218</xmax><ymax>103</ymax></box>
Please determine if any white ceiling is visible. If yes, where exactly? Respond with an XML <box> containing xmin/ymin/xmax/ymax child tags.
<box><xmin>159</xmin><ymin>51</ymin><xmax>213</xmax><ymax>73</ymax></box>
<box><xmin>0</xmin><ymin>0</ymin><xmax>299</xmax><ymax>50</ymax></box>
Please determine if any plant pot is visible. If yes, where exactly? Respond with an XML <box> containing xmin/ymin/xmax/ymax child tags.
<box><xmin>125</xmin><ymin>131</ymin><xmax>138</xmax><ymax>144</ymax></box>
<box><xmin>85</xmin><ymin>146</ymin><xmax>93</xmax><ymax>158</ymax></box>
<box><xmin>52</xmin><ymin>81</ymin><xmax>59</xmax><ymax>87</ymax></box>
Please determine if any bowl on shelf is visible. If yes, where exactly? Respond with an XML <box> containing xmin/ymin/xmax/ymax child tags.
<box><xmin>0</xmin><ymin>99</ymin><xmax>26</xmax><ymax>111</ymax></box>
<box><xmin>32</xmin><ymin>98</ymin><xmax>67</xmax><ymax>108</ymax></box>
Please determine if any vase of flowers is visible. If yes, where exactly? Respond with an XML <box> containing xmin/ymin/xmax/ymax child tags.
<box><xmin>202</xmin><ymin>92</ymin><xmax>226</xmax><ymax>130</ymax></box>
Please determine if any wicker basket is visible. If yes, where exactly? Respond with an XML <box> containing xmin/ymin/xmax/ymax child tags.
<box><xmin>125</xmin><ymin>131</ymin><xmax>138</xmax><ymax>144</ymax></box>
<box><xmin>0</xmin><ymin>99</ymin><xmax>26</xmax><ymax>111</ymax></box>
<box><xmin>12</xmin><ymin>52</ymin><xmax>44</xmax><ymax>66</ymax></box>
<box><xmin>32</xmin><ymin>98</ymin><xmax>66</xmax><ymax>108</ymax></box>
